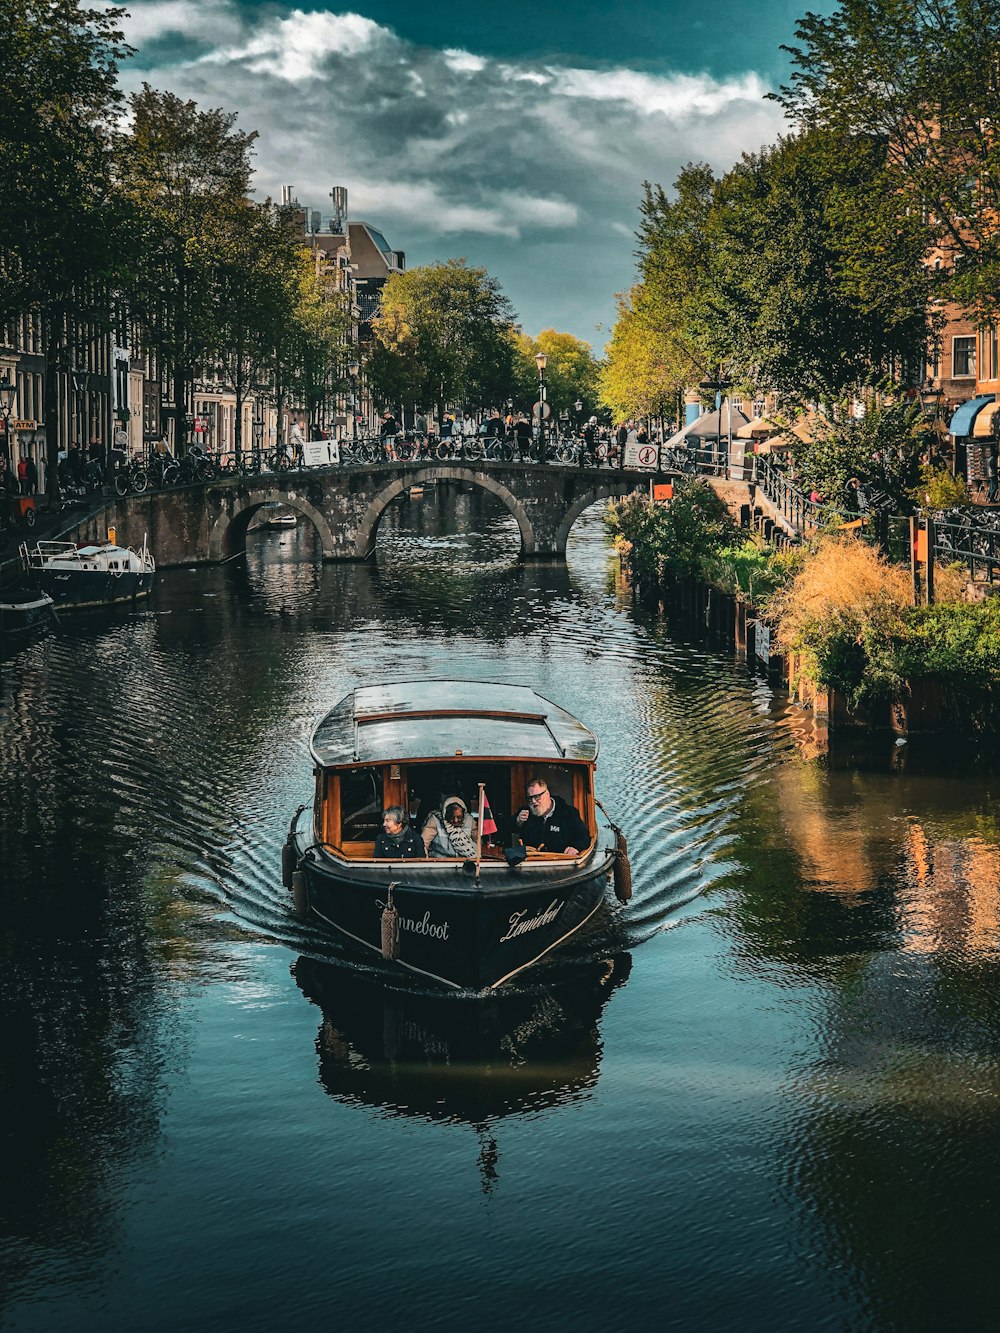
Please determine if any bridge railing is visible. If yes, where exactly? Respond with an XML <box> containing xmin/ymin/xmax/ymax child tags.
<box><xmin>112</xmin><ymin>431</ymin><xmax>690</xmax><ymax>495</ymax></box>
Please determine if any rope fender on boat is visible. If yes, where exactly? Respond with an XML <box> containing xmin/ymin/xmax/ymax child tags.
<box><xmin>282</xmin><ymin>804</ymin><xmax>307</xmax><ymax>889</ymax></box>
<box><xmin>381</xmin><ymin>882</ymin><xmax>401</xmax><ymax>960</ymax></box>
<box><xmin>595</xmin><ymin>799</ymin><xmax>632</xmax><ymax>904</ymax></box>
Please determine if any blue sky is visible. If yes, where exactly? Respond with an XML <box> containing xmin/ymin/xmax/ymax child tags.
<box><xmin>120</xmin><ymin>0</ymin><xmax>809</xmax><ymax>345</ymax></box>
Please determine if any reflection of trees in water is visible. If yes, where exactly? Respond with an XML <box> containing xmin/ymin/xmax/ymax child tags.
<box><xmin>722</xmin><ymin>757</ymin><xmax>1000</xmax><ymax>1325</ymax></box>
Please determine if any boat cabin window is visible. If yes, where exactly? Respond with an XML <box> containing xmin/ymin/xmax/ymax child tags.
<box><xmin>326</xmin><ymin>760</ymin><xmax>594</xmax><ymax>860</ymax></box>
<box><xmin>339</xmin><ymin>766</ymin><xmax>384</xmax><ymax>841</ymax></box>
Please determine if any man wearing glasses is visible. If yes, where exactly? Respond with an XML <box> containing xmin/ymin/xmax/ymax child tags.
<box><xmin>515</xmin><ymin>778</ymin><xmax>589</xmax><ymax>856</ymax></box>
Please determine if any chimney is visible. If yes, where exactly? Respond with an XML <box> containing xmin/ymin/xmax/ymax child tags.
<box><xmin>330</xmin><ymin>186</ymin><xmax>348</xmax><ymax>233</ymax></box>
<box><xmin>280</xmin><ymin>184</ymin><xmax>295</xmax><ymax>206</ymax></box>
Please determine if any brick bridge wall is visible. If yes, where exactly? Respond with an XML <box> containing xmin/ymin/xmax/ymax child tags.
<box><xmin>56</xmin><ymin>463</ymin><xmax>663</xmax><ymax>569</ymax></box>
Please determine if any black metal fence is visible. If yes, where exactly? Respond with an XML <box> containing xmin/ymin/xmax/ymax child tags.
<box><xmin>751</xmin><ymin>457</ymin><xmax>1000</xmax><ymax>584</ymax></box>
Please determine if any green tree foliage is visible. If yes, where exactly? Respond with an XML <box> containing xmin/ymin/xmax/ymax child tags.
<box><xmin>635</xmin><ymin>164</ymin><xmax>720</xmax><ymax>386</ymax></box>
<box><xmin>369</xmin><ymin>259</ymin><xmax>516</xmax><ymax>411</ymax></box>
<box><xmin>0</xmin><ymin>0</ymin><xmax>131</xmax><ymax>482</ymax></box>
<box><xmin>709</xmin><ymin>131</ymin><xmax>933</xmax><ymax>401</ymax></box>
<box><xmin>600</xmin><ymin>285</ymin><xmax>691</xmax><ymax>422</ymax></box>
<box><xmin>0</xmin><ymin>0</ymin><xmax>129</xmax><ymax>316</ymax></box>
<box><xmin>278</xmin><ymin>250</ymin><xmax>353</xmax><ymax>436</ymax></box>
<box><xmin>789</xmin><ymin>399</ymin><xmax>926</xmax><ymax>508</ymax></box>
<box><xmin>513</xmin><ymin>329</ymin><xmax>600</xmax><ymax>419</ymax></box>
<box><xmin>206</xmin><ymin>200</ymin><xmax>303</xmax><ymax>456</ymax></box>
<box><xmin>606</xmin><ymin>477</ymin><xmax>738</xmax><ymax>578</ymax></box>
<box><xmin>772</xmin><ymin>0</ymin><xmax>1000</xmax><ymax>321</ymax></box>
<box><xmin>117</xmin><ymin>85</ymin><xmax>258</xmax><ymax>447</ymax></box>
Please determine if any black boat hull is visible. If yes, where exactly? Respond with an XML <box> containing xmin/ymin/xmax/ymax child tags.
<box><xmin>34</xmin><ymin>567</ymin><xmax>153</xmax><ymax>609</ymax></box>
<box><xmin>0</xmin><ymin>590</ymin><xmax>55</xmax><ymax>636</ymax></box>
<box><xmin>293</xmin><ymin>815</ymin><xmax>616</xmax><ymax>991</ymax></box>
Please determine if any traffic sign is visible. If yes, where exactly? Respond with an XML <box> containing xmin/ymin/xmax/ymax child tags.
<box><xmin>532</xmin><ymin>401</ymin><xmax>551</xmax><ymax>420</ymax></box>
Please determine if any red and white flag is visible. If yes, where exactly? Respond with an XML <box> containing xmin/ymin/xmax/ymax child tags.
<box><xmin>480</xmin><ymin>790</ymin><xmax>498</xmax><ymax>839</ymax></box>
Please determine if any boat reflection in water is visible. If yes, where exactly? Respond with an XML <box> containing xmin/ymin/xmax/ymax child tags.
<box><xmin>293</xmin><ymin>952</ymin><xmax>631</xmax><ymax>1186</ymax></box>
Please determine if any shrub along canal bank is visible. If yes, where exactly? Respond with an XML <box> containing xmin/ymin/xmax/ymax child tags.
<box><xmin>606</xmin><ymin>478</ymin><xmax>1000</xmax><ymax>748</ymax></box>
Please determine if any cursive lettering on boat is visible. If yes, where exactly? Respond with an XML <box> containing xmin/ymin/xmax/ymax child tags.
<box><xmin>500</xmin><ymin>898</ymin><xmax>564</xmax><ymax>942</ymax></box>
<box><xmin>376</xmin><ymin>901</ymin><xmax>450</xmax><ymax>941</ymax></box>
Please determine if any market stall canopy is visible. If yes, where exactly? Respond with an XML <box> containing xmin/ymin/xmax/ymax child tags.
<box><xmin>948</xmin><ymin>394</ymin><xmax>994</xmax><ymax>437</ymax></box>
<box><xmin>735</xmin><ymin>415</ymin><xmax>782</xmax><ymax>439</ymax></box>
<box><xmin>972</xmin><ymin>400</ymin><xmax>1000</xmax><ymax>438</ymax></box>
<box><xmin>785</xmin><ymin>411</ymin><xmax>828</xmax><ymax>444</ymax></box>
<box><xmin>663</xmin><ymin>424</ymin><xmax>692</xmax><ymax>450</ymax></box>
<box><xmin>685</xmin><ymin>405</ymin><xmax>750</xmax><ymax>440</ymax></box>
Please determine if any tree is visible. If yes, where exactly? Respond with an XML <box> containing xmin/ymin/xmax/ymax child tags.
<box><xmin>600</xmin><ymin>286</ymin><xmax>693</xmax><ymax>423</ymax></box>
<box><xmin>707</xmin><ymin>130</ymin><xmax>933</xmax><ymax>403</ymax></box>
<box><xmin>206</xmin><ymin>200</ymin><xmax>302</xmax><ymax>458</ymax></box>
<box><xmin>773</xmin><ymin>0</ymin><xmax>1000</xmax><ymax>322</ymax></box>
<box><xmin>636</xmin><ymin>164</ymin><xmax>723</xmax><ymax>387</ymax></box>
<box><xmin>789</xmin><ymin>399</ymin><xmax>926</xmax><ymax>508</ymax></box>
<box><xmin>117</xmin><ymin>86</ymin><xmax>258</xmax><ymax>451</ymax></box>
<box><xmin>279</xmin><ymin>249</ymin><xmax>353</xmax><ymax>438</ymax></box>
<box><xmin>513</xmin><ymin>329</ymin><xmax>600</xmax><ymax>420</ymax></box>
<box><xmin>0</xmin><ymin>0</ymin><xmax>131</xmax><ymax>484</ymax></box>
<box><xmin>369</xmin><ymin>259</ymin><xmax>516</xmax><ymax>413</ymax></box>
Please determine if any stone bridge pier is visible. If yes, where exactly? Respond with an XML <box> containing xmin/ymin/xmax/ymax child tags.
<box><xmin>60</xmin><ymin>463</ymin><xmax>660</xmax><ymax>568</ymax></box>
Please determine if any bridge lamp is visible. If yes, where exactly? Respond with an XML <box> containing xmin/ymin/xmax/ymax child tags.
<box><xmin>535</xmin><ymin>352</ymin><xmax>547</xmax><ymax>464</ymax></box>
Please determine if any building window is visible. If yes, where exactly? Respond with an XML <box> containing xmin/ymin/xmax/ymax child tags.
<box><xmin>991</xmin><ymin>325</ymin><xmax>999</xmax><ymax>381</ymax></box>
<box><xmin>953</xmin><ymin>336</ymin><xmax>976</xmax><ymax>378</ymax></box>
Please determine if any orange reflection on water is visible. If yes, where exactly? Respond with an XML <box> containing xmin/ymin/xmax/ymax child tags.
<box><xmin>899</xmin><ymin>822</ymin><xmax>1000</xmax><ymax>957</ymax></box>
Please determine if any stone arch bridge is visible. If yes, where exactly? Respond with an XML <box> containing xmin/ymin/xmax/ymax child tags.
<box><xmin>62</xmin><ymin>462</ymin><xmax>674</xmax><ymax>568</ymax></box>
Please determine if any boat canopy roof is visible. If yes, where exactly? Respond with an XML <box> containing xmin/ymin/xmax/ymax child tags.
<box><xmin>310</xmin><ymin>680</ymin><xmax>599</xmax><ymax>766</ymax></box>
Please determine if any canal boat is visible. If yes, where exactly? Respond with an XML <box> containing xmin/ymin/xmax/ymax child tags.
<box><xmin>0</xmin><ymin>584</ymin><xmax>57</xmax><ymax>637</ymax></box>
<box><xmin>249</xmin><ymin>504</ymin><xmax>298</xmax><ymax>530</ymax></box>
<box><xmin>21</xmin><ymin>537</ymin><xmax>155</xmax><ymax>609</ymax></box>
<box><xmin>283</xmin><ymin>680</ymin><xmax>630</xmax><ymax>991</ymax></box>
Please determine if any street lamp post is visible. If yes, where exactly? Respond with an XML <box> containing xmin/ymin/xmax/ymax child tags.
<box><xmin>535</xmin><ymin>351</ymin><xmax>547</xmax><ymax>463</ymax></box>
<box><xmin>0</xmin><ymin>376</ymin><xmax>16</xmax><ymax>465</ymax></box>
<box><xmin>348</xmin><ymin>359</ymin><xmax>360</xmax><ymax>448</ymax></box>
<box><xmin>574</xmin><ymin>399</ymin><xmax>584</xmax><ymax>467</ymax></box>
<box><xmin>699</xmin><ymin>374</ymin><xmax>733</xmax><ymax>476</ymax></box>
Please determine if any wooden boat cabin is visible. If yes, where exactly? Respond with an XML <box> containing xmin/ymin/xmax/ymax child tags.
<box><xmin>309</xmin><ymin>681</ymin><xmax>600</xmax><ymax>862</ymax></box>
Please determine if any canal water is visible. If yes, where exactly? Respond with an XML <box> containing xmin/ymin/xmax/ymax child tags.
<box><xmin>2</xmin><ymin>485</ymin><xmax>1000</xmax><ymax>1330</ymax></box>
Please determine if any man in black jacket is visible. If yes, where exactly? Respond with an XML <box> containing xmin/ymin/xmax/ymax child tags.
<box><xmin>514</xmin><ymin>779</ymin><xmax>589</xmax><ymax>855</ymax></box>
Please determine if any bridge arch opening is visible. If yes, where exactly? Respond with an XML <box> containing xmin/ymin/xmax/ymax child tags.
<box><xmin>555</xmin><ymin>480</ymin><xmax>648</xmax><ymax>557</ymax></box>
<box><xmin>208</xmin><ymin>491</ymin><xmax>336</xmax><ymax>562</ymax></box>
<box><xmin>355</xmin><ymin>467</ymin><xmax>536</xmax><ymax>560</ymax></box>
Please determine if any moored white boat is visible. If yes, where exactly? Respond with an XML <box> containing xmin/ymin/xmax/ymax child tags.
<box><xmin>283</xmin><ymin>680</ymin><xmax>630</xmax><ymax>991</ymax></box>
<box><xmin>21</xmin><ymin>537</ymin><xmax>155</xmax><ymax>609</ymax></box>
